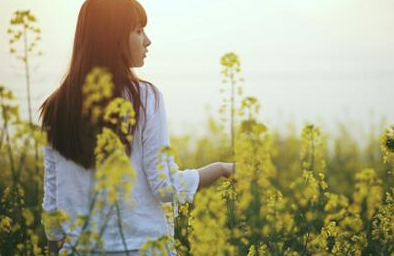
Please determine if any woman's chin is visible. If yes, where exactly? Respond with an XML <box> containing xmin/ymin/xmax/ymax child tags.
<box><xmin>130</xmin><ymin>61</ymin><xmax>144</xmax><ymax>68</ymax></box>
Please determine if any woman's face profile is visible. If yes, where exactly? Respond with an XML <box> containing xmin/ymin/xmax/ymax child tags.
<box><xmin>128</xmin><ymin>26</ymin><xmax>151</xmax><ymax>68</ymax></box>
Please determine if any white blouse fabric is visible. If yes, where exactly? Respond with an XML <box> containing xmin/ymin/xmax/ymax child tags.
<box><xmin>41</xmin><ymin>82</ymin><xmax>200</xmax><ymax>252</ymax></box>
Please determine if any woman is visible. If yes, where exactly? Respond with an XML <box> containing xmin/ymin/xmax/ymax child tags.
<box><xmin>39</xmin><ymin>0</ymin><xmax>235</xmax><ymax>255</ymax></box>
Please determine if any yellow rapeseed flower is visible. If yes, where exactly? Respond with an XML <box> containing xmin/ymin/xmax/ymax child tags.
<box><xmin>0</xmin><ymin>216</ymin><xmax>12</xmax><ymax>233</ymax></box>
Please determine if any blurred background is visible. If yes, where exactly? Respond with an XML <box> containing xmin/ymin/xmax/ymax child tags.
<box><xmin>1</xmin><ymin>0</ymin><xmax>393</xmax><ymax>138</ymax></box>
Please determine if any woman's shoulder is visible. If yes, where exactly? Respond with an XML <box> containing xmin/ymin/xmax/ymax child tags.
<box><xmin>138</xmin><ymin>80</ymin><xmax>162</xmax><ymax>99</ymax></box>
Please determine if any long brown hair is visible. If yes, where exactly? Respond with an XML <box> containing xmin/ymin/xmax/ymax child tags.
<box><xmin>39</xmin><ymin>0</ymin><xmax>156</xmax><ymax>169</ymax></box>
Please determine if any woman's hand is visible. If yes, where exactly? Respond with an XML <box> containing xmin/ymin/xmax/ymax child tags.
<box><xmin>197</xmin><ymin>162</ymin><xmax>236</xmax><ymax>190</ymax></box>
<box><xmin>221</xmin><ymin>162</ymin><xmax>236</xmax><ymax>178</ymax></box>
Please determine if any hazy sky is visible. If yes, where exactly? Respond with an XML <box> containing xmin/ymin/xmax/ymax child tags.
<box><xmin>1</xmin><ymin>0</ymin><xmax>393</xmax><ymax>137</ymax></box>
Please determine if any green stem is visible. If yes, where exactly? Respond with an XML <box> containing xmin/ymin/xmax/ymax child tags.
<box><xmin>115</xmin><ymin>200</ymin><xmax>130</xmax><ymax>256</ymax></box>
<box><xmin>91</xmin><ymin>204</ymin><xmax>115</xmax><ymax>253</ymax></box>
<box><xmin>70</xmin><ymin>191</ymin><xmax>98</xmax><ymax>254</ymax></box>
<box><xmin>23</xmin><ymin>25</ymin><xmax>32</xmax><ymax>125</ymax></box>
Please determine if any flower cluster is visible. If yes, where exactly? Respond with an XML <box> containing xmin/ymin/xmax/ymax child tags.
<box><xmin>381</xmin><ymin>125</ymin><xmax>394</xmax><ymax>164</ymax></box>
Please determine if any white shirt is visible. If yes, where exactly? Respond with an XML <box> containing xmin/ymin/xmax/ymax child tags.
<box><xmin>41</xmin><ymin>82</ymin><xmax>200</xmax><ymax>252</ymax></box>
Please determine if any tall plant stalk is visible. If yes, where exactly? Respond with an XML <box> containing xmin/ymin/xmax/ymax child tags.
<box><xmin>8</xmin><ymin>10</ymin><xmax>43</xmax><ymax>206</ymax></box>
<box><xmin>219</xmin><ymin>52</ymin><xmax>243</xmax><ymax>156</ymax></box>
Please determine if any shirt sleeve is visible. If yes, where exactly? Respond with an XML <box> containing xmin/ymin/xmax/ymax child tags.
<box><xmin>41</xmin><ymin>146</ymin><xmax>65</xmax><ymax>241</ymax></box>
<box><xmin>142</xmin><ymin>88</ymin><xmax>200</xmax><ymax>204</ymax></box>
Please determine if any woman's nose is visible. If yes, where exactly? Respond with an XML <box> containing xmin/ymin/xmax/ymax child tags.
<box><xmin>144</xmin><ymin>34</ymin><xmax>151</xmax><ymax>47</ymax></box>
